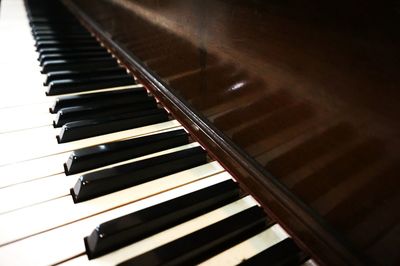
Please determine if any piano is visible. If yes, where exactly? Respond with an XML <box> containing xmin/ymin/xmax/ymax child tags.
<box><xmin>0</xmin><ymin>0</ymin><xmax>399</xmax><ymax>265</ymax></box>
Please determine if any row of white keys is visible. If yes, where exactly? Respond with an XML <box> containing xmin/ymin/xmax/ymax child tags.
<box><xmin>0</xmin><ymin>119</ymin><xmax>181</xmax><ymax>166</ymax></box>
<box><xmin>0</xmin><ymin>142</ymin><xmax>200</xmax><ymax>214</ymax></box>
<box><xmin>0</xmin><ymin>161</ymin><xmax>224</xmax><ymax>246</ymax></box>
<box><xmin>0</xmin><ymin>124</ymin><xmax>183</xmax><ymax>188</ymax></box>
<box><xmin>0</xmin><ymin>0</ymin><xmax>47</xmax><ymax>108</ymax></box>
<box><xmin>0</xmin><ymin>172</ymin><xmax>234</xmax><ymax>265</ymax></box>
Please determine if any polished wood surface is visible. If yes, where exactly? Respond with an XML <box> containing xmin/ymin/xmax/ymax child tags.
<box><xmin>66</xmin><ymin>0</ymin><xmax>400</xmax><ymax>264</ymax></box>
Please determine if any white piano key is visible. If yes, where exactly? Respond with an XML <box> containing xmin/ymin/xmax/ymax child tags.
<box><xmin>0</xmin><ymin>0</ymin><xmax>45</xmax><ymax>108</ymax></box>
<box><xmin>0</xmin><ymin>173</ymin><xmax>73</xmax><ymax>213</ymax></box>
<box><xmin>0</xmin><ymin>119</ymin><xmax>182</xmax><ymax>166</ymax></box>
<box><xmin>198</xmin><ymin>224</ymin><xmax>289</xmax><ymax>266</ymax></box>
<box><xmin>0</xmin><ymin>142</ymin><xmax>200</xmax><ymax>214</ymax></box>
<box><xmin>0</xmin><ymin>103</ymin><xmax>55</xmax><ymax>133</ymax></box>
<box><xmin>0</xmin><ymin>125</ymin><xmax>185</xmax><ymax>188</ymax></box>
<box><xmin>0</xmin><ymin>161</ymin><xmax>224</xmax><ymax>246</ymax></box>
<box><xmin>0</xmin><ymin>152</ymin><xmax>67</xmax><ymax>189</ymax></box>
<box><xmin>0</xmin><ymin>172</ymin><xmax>233</xmax><ymax>266</ymax></box>
<box><xmin>60</xmin><ymin>195</ymin><xmax>258</xmax><ymax>266</ymax></box>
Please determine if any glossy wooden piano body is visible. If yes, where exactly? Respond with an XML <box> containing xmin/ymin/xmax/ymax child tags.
<box><xmin>0</xmin><ymin>0</ymin><xmax>399</xmax><ymax>264</ymax></box>
<box><xmin>64</xmin><ymin>0</ymin><xmax>400</xmax><ymax>265</ymax></box>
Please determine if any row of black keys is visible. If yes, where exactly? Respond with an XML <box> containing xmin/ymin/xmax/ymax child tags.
<box><xmin>26</xmin><ymin>1</ymin><xmax>204</xmax><ymax>204</ymax></box>
<box><xmin>27</xmin><ymin>0</ymin><xmax>135</xmax><ymax>97</ymax></box>
<box><xmin>53</xmin><ymin>88</ymin><xmax>170</xmax><ymax>144</ymax></box>
<box><xmin>26</xmin><ymin>0</ymin><xmax>307</xmax><ymax>264</ymax></box>
<box><xmin>44</xmin><ymin>84</ymin><xmax>308</xmax><ymax>263</ymax></box>
<box><xmin>67</xmin><ymin>130</ymin><xmax>306</xmax><ymax>265</ymax></box>
<box><xmin>26</xmin><ymin>0</ymin><xmax>172</xmax><ymax>144</ymax></box>
<box><xmin>65</xmin><ymin>127</ymin><xmax>307</xmax><ymax>265</ymax></box>
<box><xmin>70</xmin><ymin>134</ymin><xmax>306</xmax><ymax>264</ymax></box>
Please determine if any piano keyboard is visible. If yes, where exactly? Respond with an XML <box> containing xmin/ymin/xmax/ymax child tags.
<box><xmin>0</xmin><ymin>0</ymin><xmax>313</xmax><ymax>265</ymax></box>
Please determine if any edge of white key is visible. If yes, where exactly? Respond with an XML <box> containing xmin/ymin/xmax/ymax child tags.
<box><xmin>0</xmin><ymin>103</ymin><xmax>54</xmax><ymax>133</ymax></box>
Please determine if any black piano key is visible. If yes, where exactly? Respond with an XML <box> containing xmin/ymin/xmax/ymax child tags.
<box><xmin>35</xmin><ymin>33</ymin><xmax>92</xmax><ymax>42</ymax></box>
<box><xmin>32</xmin><ymin>24</ymin><xmax>86</xmax><ymax>29</ymax></box>
<box><xmin>35</xmin><ymin>36</ymin><xmax>96</xmax><ymax>48</ymax></box>
<box><xmin>41</xmin><ymin>57</ymin><xmax>118</xmax><ymax>74</ymax></box>
<box><xmin>117</xmin><ymin>206</ymin><xmax>270</xmax><ymax>266</ymax></box>
<box><xmin>33</xmin><ymin>30</ymin><xmax>88</xmax><ymax>38</ymax></box>
<box><xmin>38</xmin><ymin>45</ymin><xmax>106</xmax><ymax>54</ymax></box>
<box><xmin>85</xmin><ymin>180</ymin><xmax>240</xmax><ymax>259</ymax></box>
<box><xmin>57</xmin><ymin>109</ymin><xmax>169</xmax><ymax>143</ymax></box>
<box><xmin>30</xmin><ymin>18</ymin><xmax>77</xmax><ymax>25</ymax></box>
<box><xmin>33</xmin><ymin>31</ymin><xmax>92</xmax><ymax>38</ymax></box>
<box><xmin>44</xmin><ymin>67</ymin><xmax>126</xmax><ymax>85</ymax></box>
<box><xmin>65</xmin><ymin>129</ymin><xmax>189</xmax><ymax>175</ymax></box>
<box><xmin>46</xmin><ymin>74</ymin><xmax>135</xmax><ymax>95</ymax></box>
<box><xmin>31</xmin><ymin>22</ymin><xmax>85</xmax><ymax>28</ymax></box>
<box><xmin>53</xmin><ymin>99</ymin><xmax>157</xmax><ymax>127</ymax></box>
<box><xmin>29</xmin><ymin>18</ymin><xmax>72</xmax><ymax>23</ymax></box>
<box><xmin>50</xmin><ymin>88</ymin><xmax>148</xmax><ymax>113</ymax></box>
<box><xmin>30</xmin><ymin>14</ymin><xmax>76</xmax><ymax>19</ymax></box>
<box><xmin>37</xmin><ymin>43</ymin><xmax>102</xmax><ymax>54</ymax></box>
<box><xmin>31</xmin><ymin>23</ymin><xmax>84</xmax><ymax>29</ymax></box>
<box><xmin>36</xmin><ymin>39</ymin><xmax>100</xmax><ymax>51</ymax></box>
<box><xmin>40</xmin><ymin>51</ymin><xmax>111</xmax><ymax>66</ymax></box>
<box><xmin>71</xmin><ymin>146</ymin><xmax>208</xmax><ymax>203</ymax></box>
<box><xmin>239</xmin><ymin>238</ymin><xmax>308</xmax><ymax>266</ymax></box>
<box><xmin>31</xmin><ymin>21</ymin><xmax>83</xmax><ymax>27</ymax></box>
<box><xmin>30</xmin><ymin>15</ymin><xmax>77</xmax><ymax>21</ymax></box>
<box><xmin>32</xmin><ymin>25</ymin><xmax>75</xmax><ymax>30</ymax></box>
<box><xmin>38</xmin><ymin>46</ymin><xmax>107</xmax><ymax>58</ymax></box>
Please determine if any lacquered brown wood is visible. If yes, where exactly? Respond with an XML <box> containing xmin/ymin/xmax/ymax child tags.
<box><xmin>64</xmin><ymin>0</ymin><xmax>400</xmax><ymax>265</ymax></box>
